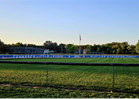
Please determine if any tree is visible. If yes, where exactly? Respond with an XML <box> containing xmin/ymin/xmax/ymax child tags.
<box><xmin>120</xmin><ymin>42</ymin><xmax>129</xmax><ymax>54</ymax></box>
<box><xmin>104</xmin><ymin>43</ymin><xmax>112</xmax><ymax>54</ymax></box>
<box><xmin>93</xmin><ymin>44</ymin><xmax>97</xmax><ymax>52</ymax></box>
<box><xmin>58</xmin><ymin>43</ymin><xmax>66</xmax><ymax>53</ymax></box>
<box><xmin>0</xmin><ymin>39</ymin><xmax>4</xmax><ymax>45</ymax></box>
<box><xmin>0</xmin><ymin>40</ymin><xmax>4</xmax><ymax>53</ymax></box>
<box><xmin>97</xmin><ymin>47</ymin><xmax>101</xmax><ymax>52</ymax></box>
<box><xmin>65</xmin><ymin>44</ymin><xmax>73</xmax><ymax>49</ymax></box>
<box><xmin>100</xmin><ymin>45</ymin><xmax>107</xmax><ymax>54</ymax></box>
<box><xmin>14</xmin><ymin>42</ymin><xmax>22</xmax><ymax>47</ymax></box>
<box><xmin>67</xmin><ymin>45</ymin><xmax>77</xmax><ymax>53</ymax></box>
<box><xmin>75</xmin><ymin>45</ymin><xmax>79</xmax><ymax>50</ymax></box>
<box><xmin>106</xmin><ymin>48</ymin><xmax>111</xmax><ymax>54</ymax></box>
<box><xmin>44</xmin><ymin>40</ymin><xmax>58</xmax><ymax>52</ymax></box>
<box><xmin>135</xmin><ymin>40</ymin><xmax>139</xmax><ymax>54</ymax></box>
<box><xmin>0</xmin><ymin>39</ymin><xmax>11</xmax><ymax>54</ymax></box>
<box><xmin>128</xmin><ymin>45</ymin><xmax>136</xmax><ymax>54</ymax></box>
<box><xmin>27</xmin><ymin>44</ymin><xmax>36</xmax><ymax>47</ymax></box>
<box><xmin>116</xmin><ymin>48</ymin><xmax>122</xmax><ymax>54</ymax></box>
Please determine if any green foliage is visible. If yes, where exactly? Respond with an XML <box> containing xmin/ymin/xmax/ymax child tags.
<box><xmin>12</xmin><ymin>42</ymin><xmax>37</xmax><ymax>47</ymax></box>
<box><xmin>14</xmin><ymin>42</ymin><xmax>22</xmax><ymax>47</ymax></box>
<box><xmin>97</xmin><ymin>47</ymin><xmax>101</xmax><ymax>52</ymax></box>
<box><xmin>58</xmin><ymin>43</ymin><xmax>66</xmax><ymax>53</ymax></box>
<box><xmin>43</xmin><ymin>40</ymin><xmax>57</xmax><ymax>51</ymax></box>
<box><xmin>67</xmin><ymin>45</ymin><xmax>77</xmax><ymax>53</ymax></box>
<box><xmin>135</xmin><ymin>41</ymin><xmax>139</xmax><ymax>54</ymax></box>
<box><xmin>0</xmin><ymin>40</ymin><xmax>11</xmax><ymax>54</ymax></box>
<box><xmin>129</xmin><ymin>45</ymin><xmax>136</xmax><ymax>54</ymax></box>
<box><xmin>65</xmin><ymin>44</ymin><xmax>73</xmax><ymax>49</ymax></box>
<box><xmin>43</xmin><ymin>41</ymin><xmax>66</xmax><ymax>53</ymax></box>
<box><xmin>0</xmin><ymin>39</ymin><xmax>139</xmax><ymax>54</ymax></box>
<box><xmin>0</xmin><ymin>39</ymin><xmax>4</xmax><ymax>45</ymax></box>
<box><xmin>117</xmin><ymin>48</ymin><xmax>122</xmax><ymax>54</ymax></box>
<box><xmin>120</xmin><ymin>42</ymin><xmax>129</xmax><ymax>54</ymax></box>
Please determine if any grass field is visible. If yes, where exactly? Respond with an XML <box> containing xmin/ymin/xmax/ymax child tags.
<box><xmin>0</xmin><ymin>58</ymin><xmax>139</xmax><ymax>97</ymax></box>
<box><xmin>1</xmin><ymin>85</ymin><xmax>139</xmax><ymax>98</ymax></box>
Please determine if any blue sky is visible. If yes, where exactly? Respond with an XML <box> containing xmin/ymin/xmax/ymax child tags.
<box><xmin>0</xmin><ymin>0</ymin><xmax>139</xmax><ymax>45</ymax></box>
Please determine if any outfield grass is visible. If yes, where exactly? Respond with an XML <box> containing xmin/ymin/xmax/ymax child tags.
<box><xmin>0</xmin><ymin>58</ymin><xmax>139</xmax><ymax>94</ymax></box>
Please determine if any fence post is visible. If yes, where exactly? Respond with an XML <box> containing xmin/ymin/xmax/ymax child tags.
<box><xmin>113</xmin><ymin>66</ymin><xmax>114</xmax><ymax>92</ymax></box>
<box><xmin>46</xmin><ymin>64</ymin><xmax>48</xmax><ymax>86</ymax></box>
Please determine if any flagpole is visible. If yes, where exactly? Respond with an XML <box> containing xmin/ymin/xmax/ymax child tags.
<box><xmin>79</xmin><ymin>34</ymin><xmax>80</xmax><ymax>54</ymax></box>
<box><xmin>79</xmin><ymin>34</ymin><xmax>81</xmax><ymax>54</ymax></box>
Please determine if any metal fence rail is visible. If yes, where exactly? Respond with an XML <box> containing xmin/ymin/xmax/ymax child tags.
<box><xmin>1</xmin><ymin>61</ymin><xmax>139</xmax><ymax>92</ymax></box>
<box><xmin>1</xmin><ymin>61</ymin><xmax>139</xmax><ymax>66</ymax></box>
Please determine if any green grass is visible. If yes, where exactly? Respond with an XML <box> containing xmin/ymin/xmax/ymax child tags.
<box><xmin>0</xmin><ymin>85</ymin><xmax>139</xmax><ymax>98</ymax></box>
<box><xmin>0</xmin><ymin>58</ymin><xmax>139</xmax><ymax>97</ymax></box>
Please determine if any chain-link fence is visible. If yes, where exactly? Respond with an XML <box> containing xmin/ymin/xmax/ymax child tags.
<box><xmin>0</xmin><ymin>61</ymin><xmax>139</xmax><ymax>93</ymax></box>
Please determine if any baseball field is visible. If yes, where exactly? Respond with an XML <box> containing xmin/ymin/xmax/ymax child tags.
<box><xmin>0</xmin><ymin>58</ymin><xmax>139</xmax><ymax>98</ymax></box>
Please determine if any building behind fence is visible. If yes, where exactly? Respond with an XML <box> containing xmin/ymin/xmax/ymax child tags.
<box><xmin>11</xmin><ymin>47</ymin><xmax>45</xmax><ymax>54</ymax></box>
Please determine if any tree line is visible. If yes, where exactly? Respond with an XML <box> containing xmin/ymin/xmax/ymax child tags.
<box><xmin>0</xmin><ymin>39</ymin><xmax>139</xmax><ymax>54</ymax></box>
